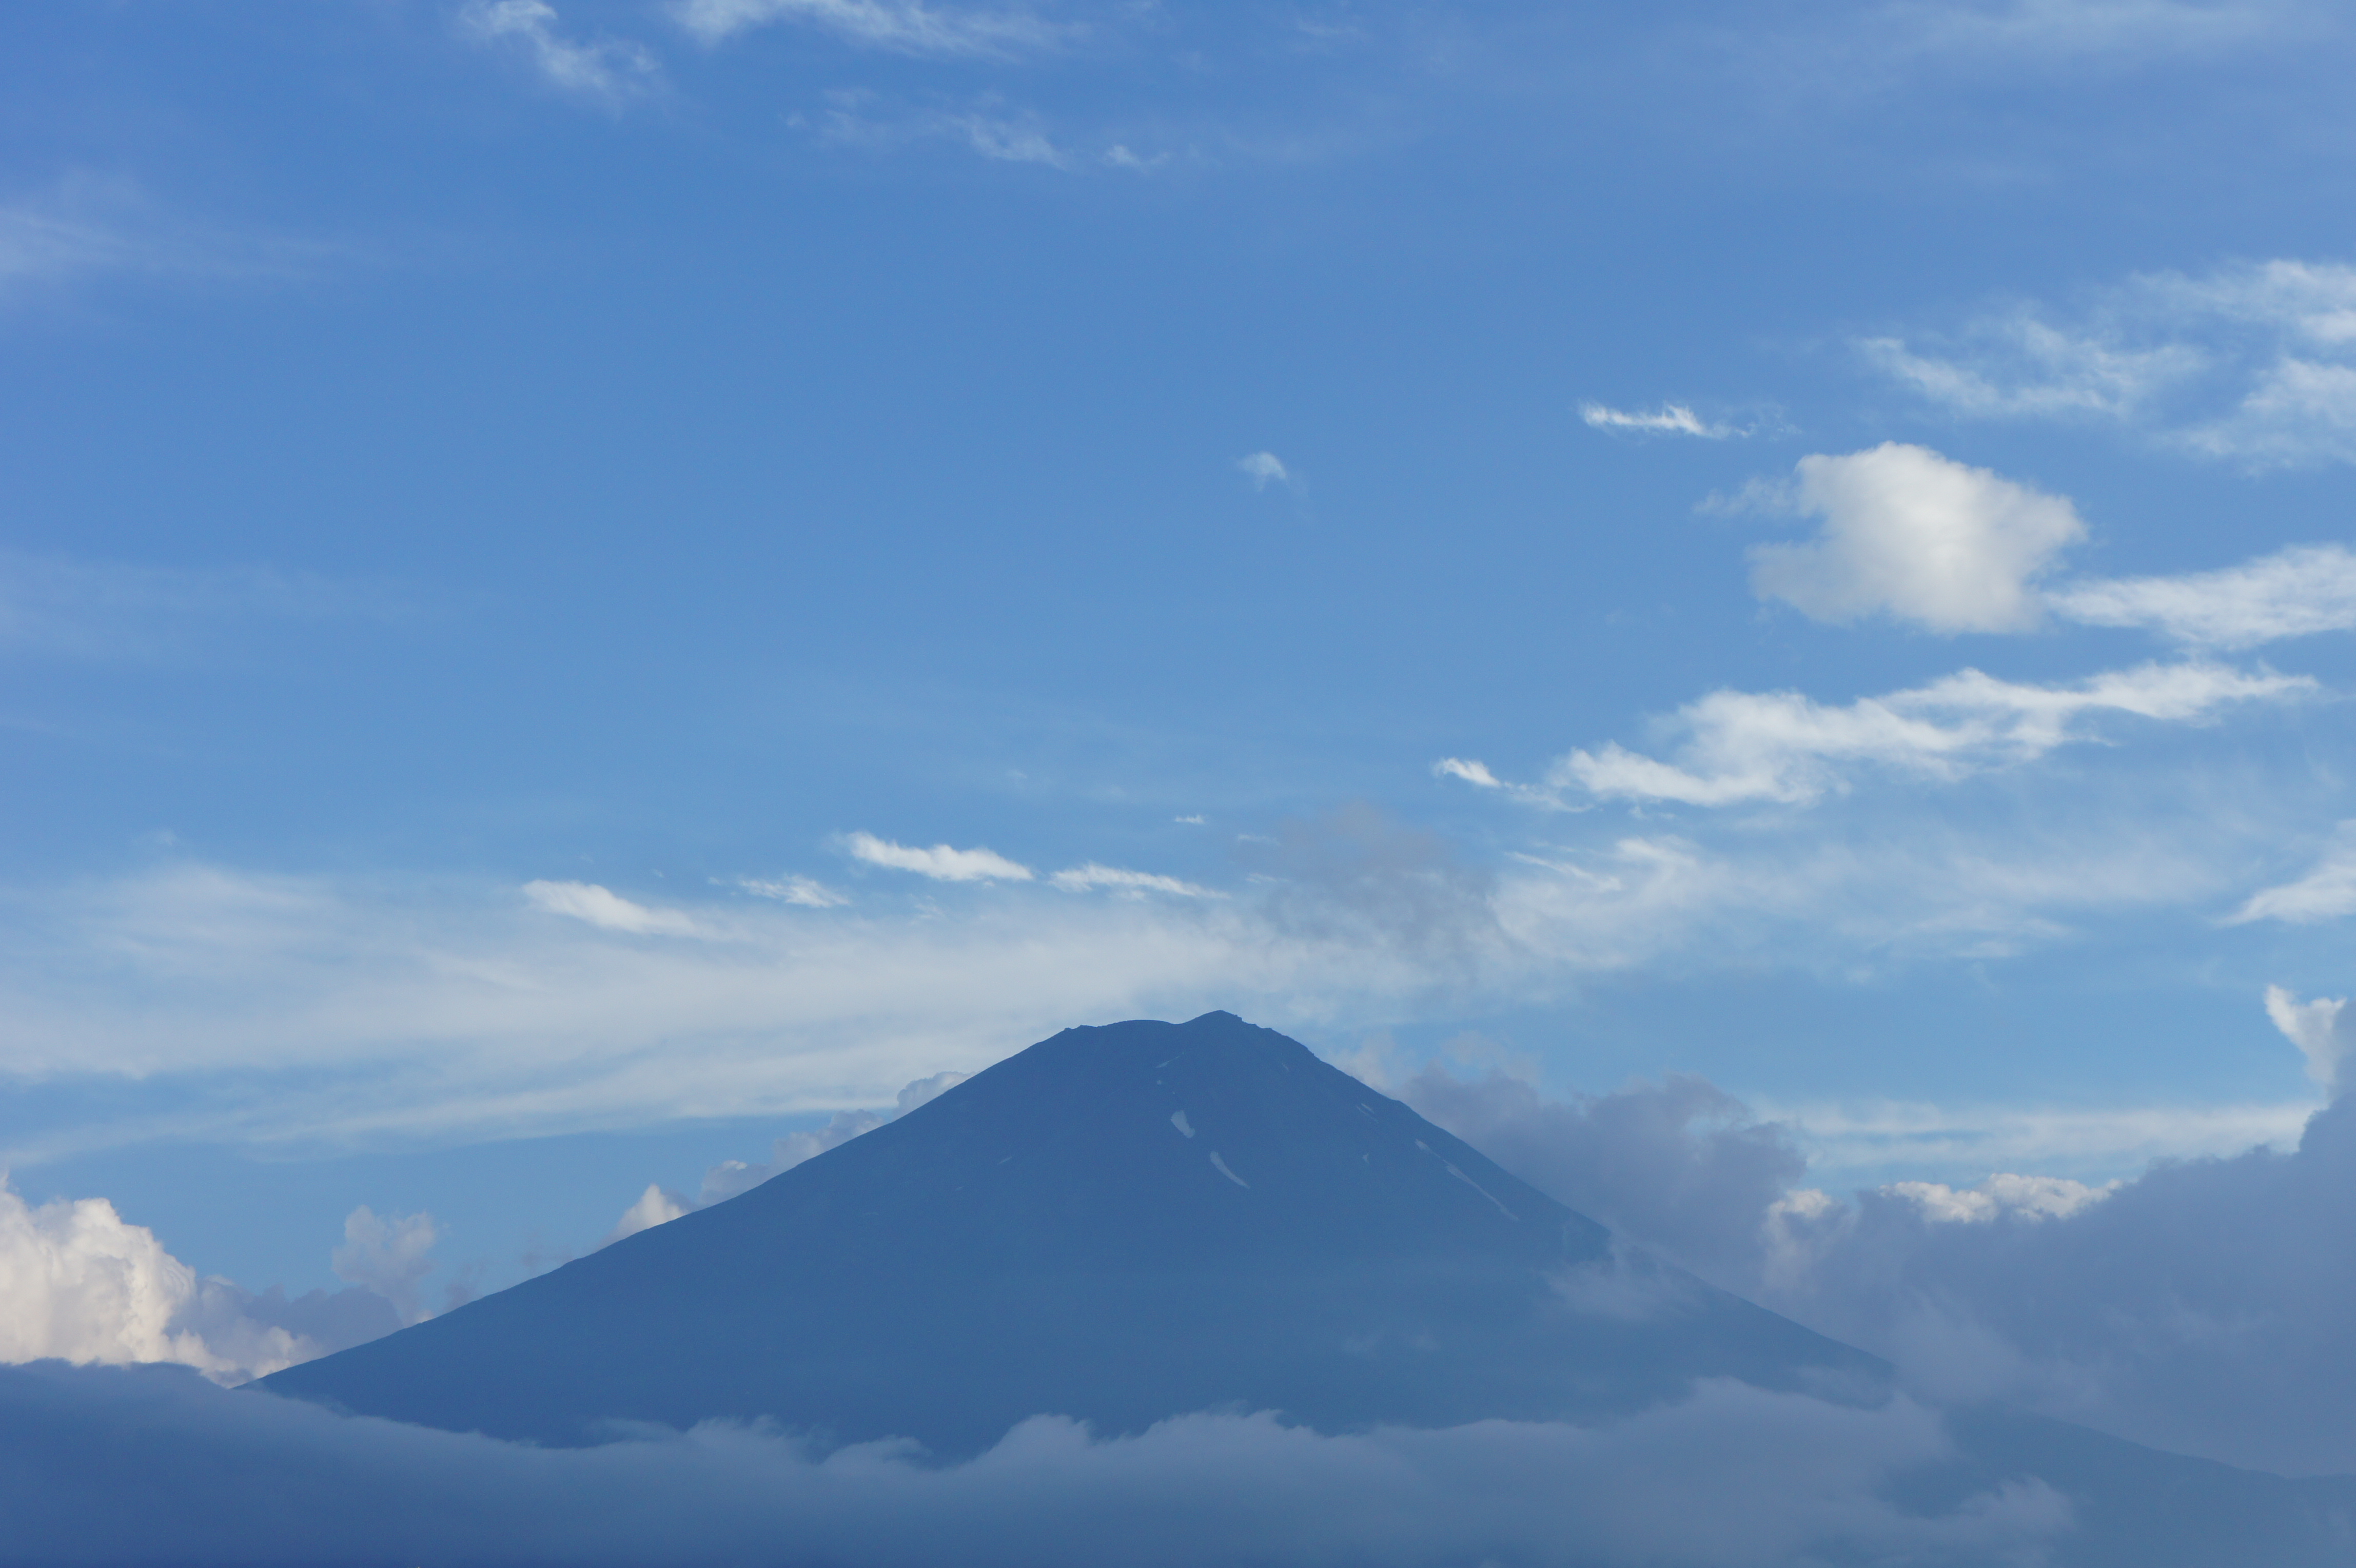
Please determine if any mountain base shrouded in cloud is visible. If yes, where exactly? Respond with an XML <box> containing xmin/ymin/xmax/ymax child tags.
<box><xmin>262</xmin><ymin>1012</ymin><xmax>1878</xmax><ymax>1453</ymax></box>
<box><xmin>0</xmin><ymin>1013</ymin><xmax>2343</xmax><ymax>1564</ymax></box>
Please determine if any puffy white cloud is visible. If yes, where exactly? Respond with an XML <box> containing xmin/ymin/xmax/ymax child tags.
<box><xmin>2049</xmin><ymin>543</ymin><xmax>2356</xmax><ymax>648</ymax></box>
<box><xmin>1744</xmin><ymin>444</ymin><xmax>2085</xmax><ymax>633</ymax></box>
<box><xmin>1579</xmin><ymin>402</ymin><xmax>1735</xmax><ymax>438</ymax></box>
<box><xmin>0</xmin><ymin>1183</ymin><xmax>403</xmax><ymax>1384</ymax></box>
<box><xmin>2264</xmin><ymin>985</ymin><xmax>2351</xmax><ymax>1092</ymax></box>
<box><xmin>2230</xmin><ymin>824</ymin><xmax>2356</xmax><ymax>924</ymax></box>
<box><xmin>460</xmin><ymin>1</ymin><xmax>660</xmax><ymax>100</ymax></box>
<box><xmin>605</xmin><ymin>1184</ymin><xmax>691</xmax><ymax>1244</ymax></box>
<box><xmin>675</xmin><ymin>0</ymin><xmax>1062</xmax><ymax>56</ymax></box>
<box><xmin>1863</xmin><ymin>259</ymin><xmax>2356</xmax><ymax>467</ymax></box>
<box><xmin>1048</xmin><ymin>864</ymin><xmax>1219</xmax><ymax>897</ymax></box>
<box><xmin>0</xmin><ymin>1362</ymin><xmax>2074</xmax><ymax>1567</ymax></box>
<box><xmin>523</xmin><ymin>879</ymin><xmax>703</xmax><ymax>936</ymax></box>
<box><xmin>846</xmin><ymin>832</ymin><xmax>1034</xmax><ymax>883</ymax></box>
<box><xmin>1534</xmin><ymin>659</ymin><xmax>2305</xmax><ymax>807</ymax></box>
<box><xmin>1236</xmin><ymin>450</ymin><xmax>1292</xmax><ymax>491</ymax></box>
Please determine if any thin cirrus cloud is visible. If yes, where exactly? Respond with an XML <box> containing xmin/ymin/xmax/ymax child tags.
<box><xmin>673</xmin><ymin>0</ymin><xmax>1065</xmax><ymax>56</ymax></box>
<box><xmin>522</xmin><ymin>879</ymin><xmax>703</xmax><ymax>936</ymax></box>
<box><xmin>2048</xmin><ymin>542</ymin><xmax>2356</xmax><ymax>648</ymax></box>
<box><xmin>1443</xmin><ymin>660</ymin><xmax>2308</xmax><ymax>808</ymax></box>
<box><xmin>2230</xmin><ymin>824</ymin><xmax>2356</xmax><ymax>925</ymax></box>
<box><xmin>0</xmin><ymin>550</ymin><xmax>423</xmax><ymax>662</ymax></box>
<box><xmin>727</xmin><ymin>874</ymin><xmax>849</xmax><ymax>908</ymax></box>
<box><xmin>844</xmin><ymin>832</ymin><xmax>1035</xmax><ymax>882</ymax></box>
<box><xmin>1579</xmin><ymin>402</ymin><xmax>1737</xmax><ymax>439</ymax></box>
<box><xmin>1048</xmin><ymin>864</ymin><xmax>1220</xmax><ymax>897</ymax></box>
<box><xmin>459</xmin><ymin>0</ymin><xmax>661</xmax><ymax>102</ymax></box>
<box><xmin>1860</xmin><ymin>259</ymin><xmax>2356</xmax><ymax>468</ymax></box>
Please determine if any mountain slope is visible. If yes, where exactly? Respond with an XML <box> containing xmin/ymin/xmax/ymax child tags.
<box><xmin>263</xmin><ymin>1011</ymin><xmax>1879</xmax><ymax>1452</ymax></box>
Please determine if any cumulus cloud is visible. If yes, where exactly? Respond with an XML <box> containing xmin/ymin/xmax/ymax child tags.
<box><xmin>1579</xmin><ymin>401</ymin><xmax>1737</xmax><ymax>438</ymax></box>
<box><xmin>0</xmin><ymin>1182</ymin><xmax>403</xmax><ymax>1384</ymax></box>
<box><xmin>1503</xmin><ymin>659</ymin><xmax>2306</xmax><ymax>807</ymax></box>
<box><xmin>675</xmin><ymin>0</ymin><xmax>1062</xmax><ymax>56</ymax></box>
<box><xmin>0</xmin><ymin>1362</ymin><xmax>2077</xmax><ymax>1567</ymax></box>
<box><xmin>845</xmin><ymin>832</ymin><xmax>1034</xmax><ymax>883</ymax></box>
<box><xmin>1863</xmin><ymin>259</ymin><xmax>2356</xmax><ymax>467</ymax></box>
<box><xmin>606</xmin><ymin>1184</ymin><xmax>691</xmax><ymax>1244</ymax></box>
<box><xmin>2049</xmin><ymin>542</ymin><xmax>2356</xmax><ymax>647</ymax></box>
<box><xmin>2230</xmin><ymin>823</ymin><xmax>2356</xmax><ymax>923</ymax></box>
<box><xmin>523</xmin><ymin>879</ymin><xmax>704</xmax><ymax>935</ymax></box>
<box><xmin>330</xmin><ymin>1208</ymin><xmax>443</xmax><ymax>1328</ymax></box>
<box><xmin>1048</xmin><ymin>864</ymin><xmax>1219</xmax><ymax>897</ymax></box>
<box><xmin>671</xmin><ymin>1071</ymin><xmax>969</xmax><ymax>1213</ymax></box>
<box><xmin>460</xmin><ymin>0</ymin><xmax>660</xmax><ymax>101</ymax></box>
<box><xmin>1742</xmin><ymin>444</ymin><xmax>2085</xmax><ymax>633</ymax></box>
<box><xmin>1408</xmin><ymin>1023</ymin><xmax>2356</xmax><ymax>1476</ymax></box>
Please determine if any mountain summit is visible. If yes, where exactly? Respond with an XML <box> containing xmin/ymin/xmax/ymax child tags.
<box><xmin>266</xmin><ymin>1012</ymin><xmax>1876</xmax><ymax>1451</ymax></box>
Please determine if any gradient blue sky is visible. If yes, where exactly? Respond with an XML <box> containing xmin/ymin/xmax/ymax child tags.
<box><xmin>8</xmin><ymin>0</ymin><xmax>2356</xmax><ymax>1301</ymax></box>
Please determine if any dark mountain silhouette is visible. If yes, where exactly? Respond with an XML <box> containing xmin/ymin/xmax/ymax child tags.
<box><xmin>265</xmin><ymin>1012</ymin><xmax>1878</xmax><ymax>1452</ymax></box>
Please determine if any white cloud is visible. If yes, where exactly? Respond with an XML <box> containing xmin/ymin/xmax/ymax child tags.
<box><xmin>523</xmin><ymin>880</ymin><xmax>704</xmax><ymax>936</ymax></box>
<box><xmin>1048</xmin><ymin>864</ymin><xmax>1219</xmax><ymax>897</ymax></box>
<box><xmin>1744</xmin><ymin>445</ymin><xmax>2085</xmax><ymax>633</ymax></box>
<box><xmin>2264</xmin><ymin>985</ymin><xmax>2351</xmax><ymax>1092</ymax></box>
<box><xmin>0</xmin><ymin>1183</ymin><xmax>405</xmax><ymax>1385</ymax></box>
<box><xmin>1236</xmin><ymin>451</ymin><xmax>1292</xmax><ymax>491</ymax></box>
<box><xmin>846</xmin><ymin>832</ymin><xmax>1034</xmax><ymax>883</ymax></box>
<box><xmin>2049</xmin><ymin>542</ymin><xmax>2356</xmax><ymax>648</ymax></box>
<box><xmin>2230</xmin><ymin>823</ymin><xmax>2356</xmax><ymax>924</ymax></box>
<box><xmin>3</xmin><ymin>1364</ymin><xmax>2073</xmax><ymax>1567</ymax></box>
<box><xmin>1579</xmin><ymin>402</ymin><xmax>1734</xmax><ymax>438</ymax></box>
<box><xmin>330</xmin><ymin>1207</ymin><xmax>442</xmax><ymax>1327</ymax></box>
<box><xmin>1433</xmin><ymin>757</ymin><xmax>1502</xmax><ymax>789</ymax></box>
<box><xmin>460</xmin><ymin>1</ymin><xmax>660</xmax><ymax>101</ymax></box>
<box><xmin>674</xmin><ymin>0</ymin><xmax>1061</xmax><ymax>56</ymax></box>
<box><xmin>604</xmin><ymin>1184</ymin><xmax>690</xmax><ymax>1244</ymax></box>
<box><xmin>0</xmin><ymin>550</ymin><xmax>416</xmax><ymax>662</ymax></box>
<box><xmin>729</xmin><ymin>874</ymin><xmax>849</xmax><ymax>908</ymax></box>
<box><xmin>1864</xmin><ymin>259</ymin><xmax>2356</xmax><ymax>467</ymax></box>
<box><xmin>1886</xmin><ymin>0</ymin><xmax>2325</xmax><ymax>61</ymax></box>
<box><xmin>1515</xmin><ymin>659</ymin><xmax>2305</xmax><ymax>808</ymax></box>
<box><xmin>692</xmin><ymin>1070</ymin><xmax>968</xmax><ymax>1205</ymax></box>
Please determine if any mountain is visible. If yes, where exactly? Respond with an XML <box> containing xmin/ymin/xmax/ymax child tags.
<box><xmin>263</xmin><ymin>1011</ymin><xmax>1880</xmax><ymax>1453</ymax></box>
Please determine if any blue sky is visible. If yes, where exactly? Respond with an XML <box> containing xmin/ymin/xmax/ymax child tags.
<box><xmin>7</xmin><ymin>0</ymin><xmax>2356</xmax><ymax>1307</ymax></box>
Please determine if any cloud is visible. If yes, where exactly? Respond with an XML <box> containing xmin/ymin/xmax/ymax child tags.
<box><xmin>460</xmin><ymin>0</ymin><xmax>660</xmax><ymax>101</ymax></box>
<box><xmin>0</xmin><ymin>177</ymin><xmax>351</xmax><ymax>306</ymax></box>
<box><xmin>1432</xmin><ymin>757</ymin><xmax>1503</xmax><ymax>789</ymax></box>
<box><xmin>845</xmin><ymin>833</ymin><xmax>1035</xmax><ymax>883</ymax></box>
<box><xmin>1862</xmin><ymin>260</ymin><xmax>2356</xmax><ymax>467</ymax></box>
<box><xmin>1236</xmin><ymin>451</ymin><xmax>1292</xmax><ymax>491</ymax></box>
<box><xmin>691</xmin><ymin>1070</ymin><xmax>969</xmax><ymax>1206</ymax></box>
<box><xmin>2230</xmin><ymin>823</ymin><xmax>2356</xmax><ymax>923</ymax></box>
<box><xmin>675</xmin><ymin>0</ymin><xmax>1063</xmax><ymax>57</ymax></box>
<box><xmin>728</xmin><ymin>874</ymin><xmax>849</xmax><ymax>908</ymax></box>
<box><xmin>2049</xmin><ymin>543</ymin><xmax>2356</xmax><ymax>648</ymax></box>
<box><xmin>0</xmin><ymin>1362</ymin><xmax>2073</xmax><ymax>1567</ymax></box>
<box><xmin>523</xmin><ymin>880</ymin><xmax>704</xmax><ymax>936</ymax></box>
<box><xmin>330</xmin><ymin>1208</ymin><xmax>443</xmax><ymax>1328</ymax></box>
<box><xmin>605</xmin><ymin>1184</ymin><xmax>692</xmax><ymax>1244</ymax></box>
<box><xmin>1495</xmin><ymin>659</ymin><xmax>2307</xmax><ymax>808</ymax></box>
<box><xmin>1742</xmin><ymin>445</ymin><xmax>2085</xmax><ymax>633</ymax></box>
<box><xmin>1048</xmin><ymin>864</ymin><xmax>1219</xmax><ymax>897</ymax></box>
<box><xmin>1408</xmin><ymin>1027</ymin><xmax>2356</xmax><ymax>1477</ymax></box>
<box><xmin>1580</xmin><ymin>402</ymin><xmax>1736</xmax><ymax>438</ymax></box>
<box><xmin>0</xmin><ymin>1181</ymin><xmax>402</xmax><ymax>1384</ymax></box>
<box><xmin>2265</xmin><ymin>986</ymin><xmax>2351</xmax><ymax>1092</ymax></box>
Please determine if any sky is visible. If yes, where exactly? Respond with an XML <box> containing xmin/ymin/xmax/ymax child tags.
<box><xmin>7</xmin><ymin>0</ymin><xmax>2356</xmax><ymax>1396</ymax></box>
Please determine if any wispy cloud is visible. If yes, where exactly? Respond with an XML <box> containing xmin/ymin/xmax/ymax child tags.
<box><xmin>2263</xmin><ymin>985</ymin><xmax>2351</xmax><ymax>1091</ymax></box>
<box><xmin>522</xmin><ymin>880</ymin><xmax>704</xmax><ymax>936</ymax></box>
<box><xmin>727</xmin><ymin>874</ymin><xmax>849</xmax><ymax>908</ymax></box>
<box><xmin>1862</xmin><ymin>260</ymin><xmax>2356</xmax><ymax>467</ymax></box>
<box><xmin>2230</xmin><ymin>822</ymin><xmax>2356</xmax><ymax>924</ymax></box>
<box><xmin>803</xmin><ymin>91</ymin><xmax>1075</xmax><ymax>168</ymax></box>
<box><xmin>2050</xmin><ymin>543</ymin><xmax>2356</xmax><ymax>648</ymax></box>
<box><xmin>0</xmin><ymin>551</ymin><xmax>419</xmax><ymax>662</ymax></box>
<box><xmin>1579</xmin><ymin>402</ymin><xmax>1738</xmax><ymax>439</ymax></box>
<box><xmin>845</xmin><ymin>832</ymin><xmax>1034</xmax><ymax>881</ymax></box>
<box><xmin>459</xmin><ymin>0</ymin><xmax>661</xmax><ymax>103</ymax></box>
<box><xmin>1448</xmin><ymin>660</ymin><xmax>2307</xmax><ymax>809</ymax></box>
<box><xmin>1048</xmin><ymin>864</ymin><xmax>1220</xmax><ymax>897</ymax></box>
<box><xmin>675</xmin><ymin>0</ymin><xmax>1065</xmax><ymax>57</ymax></box>
<box><xmin>0</xmin><ymin>178</ymin><xmax>347</xmax><ymax>305</ymax></box>
<box><xmin>1236</xmin><ymin>451</ymin><xmax>1294</xmax><ymax>491</ymax></box>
